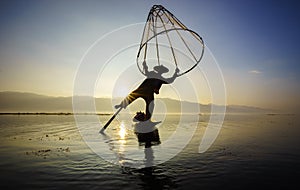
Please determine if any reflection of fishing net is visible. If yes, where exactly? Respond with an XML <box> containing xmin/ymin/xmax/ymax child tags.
<box><xmin>137</xmin><ymin>5</ymin><xmax>204</xmax><ymax>77</ymax></box>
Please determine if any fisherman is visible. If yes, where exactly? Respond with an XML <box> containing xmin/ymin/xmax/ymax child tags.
<box><xmin>115</xmin><ymin>61</ymin><xmax>179</xmax><ymax>120</ymax></box>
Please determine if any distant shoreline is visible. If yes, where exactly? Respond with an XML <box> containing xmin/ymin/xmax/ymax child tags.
<box><xmin>0</xmin><ymin>112</ymin><xmax>295</xmax><ymax>116</ymax></box>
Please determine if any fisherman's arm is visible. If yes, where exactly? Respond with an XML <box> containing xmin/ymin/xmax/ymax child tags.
<box><xmin>164</xmin><ymin>68</ymin><xmax>180</xmax><ymax>84</ymax></box>
<box><xmin>143</xmin><ymin>61</ymin><xmax>149</xmax><ymax>75</ymax></box>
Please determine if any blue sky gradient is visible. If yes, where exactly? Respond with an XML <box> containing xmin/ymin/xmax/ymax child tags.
<box><xmin>0</xmin><ymin>0</ymin><xmax>299</xmax><ymax>111</ymax></box>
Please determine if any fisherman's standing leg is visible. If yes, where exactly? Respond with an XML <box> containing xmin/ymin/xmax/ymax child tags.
<box><xmin>144</xmin><ymin>94</ymin><xmax>154</xmax><ymax>120</ymax></box>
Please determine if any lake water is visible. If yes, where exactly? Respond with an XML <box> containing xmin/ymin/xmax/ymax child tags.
<box><xmin>0</xmin><ymin>113</ymin><xmax>300</xmax><ymax>189</ymax></box>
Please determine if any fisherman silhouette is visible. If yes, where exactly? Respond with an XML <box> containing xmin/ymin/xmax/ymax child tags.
<box><xmin>115</xmin><ymin>61</ymin><xmax>180</xmax><ymax>121</ymax></box>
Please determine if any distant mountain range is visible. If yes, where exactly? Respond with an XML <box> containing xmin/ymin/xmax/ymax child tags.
<box><xmin>0</xmin><ymin>91</ymin><xmax>271</xmax><ymax>113</ymax></box>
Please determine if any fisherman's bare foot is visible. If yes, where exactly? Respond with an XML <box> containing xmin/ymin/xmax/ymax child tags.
<box><xmin>115</xmin><ymin>104</ymin><xmax>121</xmax><ymax>109</ymax></box>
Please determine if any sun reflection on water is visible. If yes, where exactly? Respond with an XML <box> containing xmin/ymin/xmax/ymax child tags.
<box><xmin>119</xmin><ymin>122</ymin><xmax>127</xmax><ymax>140</ymax></box>
<box><xmin>118</xmin><ymin>122</ymin><xmax>127</xmax><ymax>165</ymax></box>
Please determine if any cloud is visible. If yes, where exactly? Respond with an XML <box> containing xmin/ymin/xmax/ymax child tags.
<box><xmin>248</xmin><ymin>70</ymin><xmax>262</xmax><ymax>74</ymax></box>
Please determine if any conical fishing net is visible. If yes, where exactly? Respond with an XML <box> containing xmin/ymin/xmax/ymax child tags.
<box><xmin>137</xmin><ymin>5</ymin><xmax>204</xmax><ymax>77</ymax></box>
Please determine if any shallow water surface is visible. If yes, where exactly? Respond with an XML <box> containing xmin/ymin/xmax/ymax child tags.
<box><xmin>0</xmin><ymin>114</ymin><xmax>300</xmax><ymax>189</ymax></box>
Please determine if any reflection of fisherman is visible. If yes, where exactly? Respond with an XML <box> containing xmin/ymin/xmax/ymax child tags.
<box><xmin>115</xmin><ymin>61</ymin><xmax>179</xmax><ymax>120</ymax></box>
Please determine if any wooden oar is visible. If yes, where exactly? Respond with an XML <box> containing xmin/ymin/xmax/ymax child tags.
<box><xmin>99</xmin><ymin>107</ymin><xmax>122</xmax><ymax>133</ymax></box>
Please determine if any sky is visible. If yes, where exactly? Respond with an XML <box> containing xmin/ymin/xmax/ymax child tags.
<box><xmin>0</xmin><ymin>0</ymin><xmax>299</xmax><ymax>112</ymax></box>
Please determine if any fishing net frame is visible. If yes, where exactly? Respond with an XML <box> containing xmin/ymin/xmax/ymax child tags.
<box><xmin>137</xmin><ymin>5</ymin><xmax>205</xmax><ymax>77</ymax></box>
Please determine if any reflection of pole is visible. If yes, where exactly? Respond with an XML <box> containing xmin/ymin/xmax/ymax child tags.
<box><xmin>100</xmin><ymin>107</ymin><xmax>122</xmax><ymax>133</ymax></box>
<box><xmin>100</xmin><ymin>130</ymin><xmax>125</xmax><ymax>166</ymax></box>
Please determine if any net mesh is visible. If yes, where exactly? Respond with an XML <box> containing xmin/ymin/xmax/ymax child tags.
<box><xmin>137</xmin><ymin>5</ymin><xmax>204</xmax><ymax>77</ymax></box>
